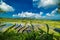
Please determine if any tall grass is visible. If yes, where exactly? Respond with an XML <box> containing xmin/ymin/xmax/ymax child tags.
<box><xmin>45</xmin><ymin>24</ymin><xmax>49</xmax><ymax>34</ymax></box>
<box><xmin>0</xmin><ymin>29</ymin><xmax>55</xmax><ymax>40</ymax></box>
<box><xmin>14</xmin><ymin>24</ymin><xmax>21</xmax><ymax>29</ymax></box>
<box><xmin>0</xmin><ymin>23</ymin><xmax>60</xmax><ymax>40</ymax></box>
<box><xmin>0</xmin><ymin>24</ymin><xmax>6</xmax><ymax>27</ymax></box>
<box><xmin>4</xmin><ymin>24</ymin><xmax>16</xmax><ymax>33</ymax></box>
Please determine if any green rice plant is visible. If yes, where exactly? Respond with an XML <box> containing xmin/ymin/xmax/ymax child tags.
<box><xmin>53</xmin><ymin>35</ymin><xmax>60</xmax><ymax>40</ymax></box>
<box><xmin>30</xmin><ymin>23</ymin><xmax>34</xmax><ymax>31</ymax></box>
<box><xmin>39</xmin><ymin>33</ymin><xmax>54</xmax><ymax>40</ymax></box>
<box><xmin>4</xmin><ymin>24</ymin><xmax>16</xmax><ymax>33</ymax></box>
<box><xmin>22</xmin><ymin>31</ymin><xmax>36</xmax><ymax>40</ymax></box>
<box><xmin>22</xmin><ymin>26</ymin><xmax>30</xmax><ymax>33</ymax></box>
<box><xmin>45</xmin><ymin>24</ymin><xmax>49</xmax><ymax>34</ymax></box>
<box><xmin>38</xmin><ymin>27</ymin><xmax>46</xmax><ymax>34</ymax></box>
<box><xmin>0</xmin><ymin>29</ymin><xmax>59</xmax><ymax>40</ymax></box>
<box><xmin>0</xmin><ymin>30</ymin><xmax>20</xmax><ymax>40</ymax></box>
<box><xmin>17</xmin><ymin>26</ymin><xmax>25</xmax><ymax>32</ymax></box>
<box><xmin>30</xmin><ymin>23</ymin><xmax>36</xmax><ymax>39</ymax></box>
<box><xmin>20</xmin><ymin>27</ymin><xmax>30</xmax><ymax>33</ymax></box>
<box><xmin>0</xmin><ymin>23</ymin><xmax>60</xmax><ymax>40</ymax></box>
<box><xmin>37</xmin><ymin>25</ymin><xmax>54</xmax><ymax>40</ymax></box>
<box><xmin>0</xmin><ymin>24</ymin><xmax>6</xmax><ymax>27</ymax></box>
<box><xmin>14</xmin><ymin>24</ymin><xmax>21</xmax><ymax>30</ymax></box>
<box><xmin>17</xmin><ymin>23</ymin><xmax>27</xmax><ymax>33</ymax></box>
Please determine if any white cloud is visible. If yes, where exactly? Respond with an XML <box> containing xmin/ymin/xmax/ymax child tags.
<box><xmin>33</xmin><ymin>0</ymin><xmax>38</xmax><ymax>2</ymax></box>
<box><xmin>13</xmin><ymin>12</ymin><xmax>44</xmax><ymax>19</ymax></box>
<box><xmin>40</xmin><ymin>12</ymin><xmax>43</xmax><ymax>15</ymax></box>
<box><xmin>46</xmin><ymin>13</ymin><xmax>51</xmax><ymax>16</ymax></box>
<box><xmin>13</xmin><ymin>8</ymin><xmax>58</xmax><ymax>19</ymax></box>
<box><xmin>33</xmin><ymin>0</ymin><xmax>58</xmax><ymax>8</ymax></box>
<box><xmin>0</xmin><ymin>1</ymin><xmax>14</xmax><ymax>12</ymax></box>
<box><xmin>13</xmin><ymin>8</ymin><xmax>58</xmax><ymax>18</ymax></box>
<box><xmin>46</xmin><ymin>8</ymin><xmax>58</xmax><ymax>16</ymax></box>
<box><xmin>51</xmin><ymin>8</ymin><xmax>58</xmax><ymax>14</ymax></box>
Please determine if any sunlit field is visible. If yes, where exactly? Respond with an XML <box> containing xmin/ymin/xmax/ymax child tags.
<box><xmin>0</xmin><ymin>18</ymin><xmax>60</xmax><ymax>40</ymax></box>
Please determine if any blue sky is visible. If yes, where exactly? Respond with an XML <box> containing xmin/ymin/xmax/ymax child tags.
<box><xmin>0</xmin><ymin>0</ymin><xmax>60</xmax><ymax>20</ymax></box>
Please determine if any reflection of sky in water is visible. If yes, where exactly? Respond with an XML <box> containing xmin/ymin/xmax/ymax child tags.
<box><xmin>13</xmin><ymin>24</ymin><xmax>19</xmax><ymax>28</ymax></box>
<box><xmin>0</xmin><ymin>23</ymin><xmax>60</xmax><ymax>32</ymax></box>
<box><xmin>0</xmin><ymin>23</ymin><xmax>13</xmax><ymax>31</ymax></box>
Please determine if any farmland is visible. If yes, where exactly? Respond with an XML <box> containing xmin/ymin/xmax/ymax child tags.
<box><xmin>0</xmin><ymin>18</ymin><xmax>60</xmax><ymax>40</ymax></box>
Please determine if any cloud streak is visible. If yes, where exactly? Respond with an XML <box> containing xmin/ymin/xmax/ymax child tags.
<box><xmin>13</xmin><ymin>12</ymin><xmax>44</xmax><ymax>19</ymax></box>
<box><xmin>33</xmin><ymin>0</ymin><xmax>58</xmax><ymax>8</ymax></box>
<box><xmin>0</xmin><ymin>1</ymin><xmax>14</xmax><ymax>12</ymax></box>
<box><xmin>38</xmin><ymin>0</ymin><xmax>58</xmax><ymax>8</ymax></box>
<box><xmin>13</xmin><ymin>8</ymin><xmax>58</xmax><ymax>19</ymax></box>
<box><xmin>46</xmin><ymin>8</ymin><xmax>58</xmax><ymax>16</ymax></box>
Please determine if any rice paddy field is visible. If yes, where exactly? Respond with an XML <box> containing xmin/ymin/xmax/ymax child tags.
<box><xmin>0</xmin><ymin>18</ymin><xmax>60</xmax><ymax>40</ymax></box>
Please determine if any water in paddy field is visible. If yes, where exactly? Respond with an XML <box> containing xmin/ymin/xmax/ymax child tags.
<box><xmin>0</xmin><ymin>22</ymin><xmax>60</xmax><ymax>33</ymax></box>
<box><xmin>0</xmin><ymin>23</ymin><xmax>13</xmax><ymax>31</ymax></box>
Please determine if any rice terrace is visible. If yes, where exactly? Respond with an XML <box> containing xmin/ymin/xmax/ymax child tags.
<box><xmin>0</xmin><ymin>18</ymin><xmax>60</xmax><ymax>40</ymax></box>
<box><xmin>0</xmin><ymin>0</ymin><xmax>60</xmax><ymax>40</ymax></box>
